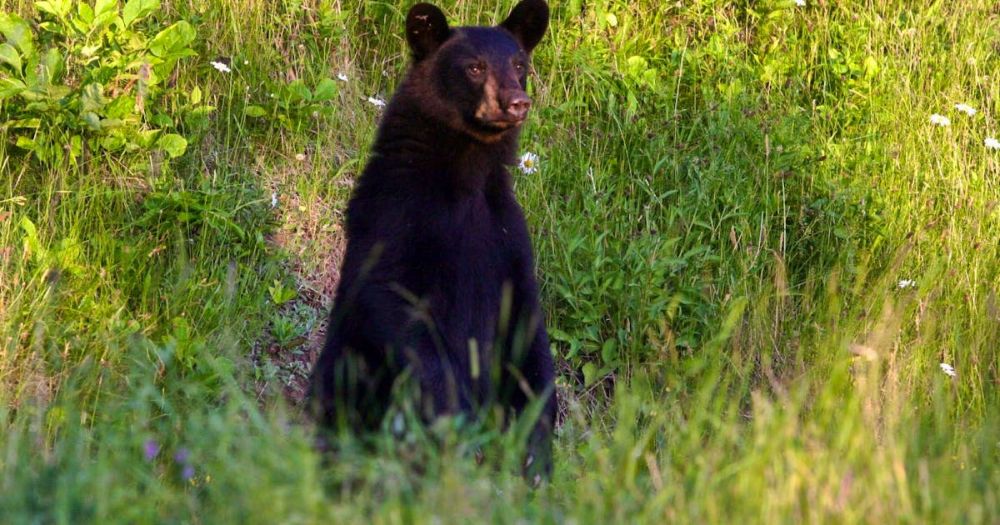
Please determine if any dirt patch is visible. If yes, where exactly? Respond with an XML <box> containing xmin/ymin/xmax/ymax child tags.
<box><xmin>255</xmin><ymin>151</ymin><xmax>352</xmax><ymax>406</ymax></box>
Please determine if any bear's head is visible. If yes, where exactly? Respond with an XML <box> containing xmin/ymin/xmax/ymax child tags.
<box><xmin>402</xmin><ymin>0</ymin><xmax>549</xmax><ymax>144</ymax></box>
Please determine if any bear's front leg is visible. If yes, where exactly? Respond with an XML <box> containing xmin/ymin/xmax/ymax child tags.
<box><xmin>512</xmin><ymin>321</ymin><xmax>558</xmax><ymax>482</ymax></box>
<box><xmin>499</xmin><ymin>277</ymin><xmax>558</xmax><ymax>481</ymax></box>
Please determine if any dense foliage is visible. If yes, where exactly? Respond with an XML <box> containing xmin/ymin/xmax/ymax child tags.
<box><xmin>1</xmin><ymin>0</ymin><xmax>997</xmax><ymax>522</ymax></box>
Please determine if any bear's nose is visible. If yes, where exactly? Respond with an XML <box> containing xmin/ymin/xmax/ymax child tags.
<box><xmin>504</xmin><ymin>95</ymin><xmax>532</xmax><ymax>120</ymax></box>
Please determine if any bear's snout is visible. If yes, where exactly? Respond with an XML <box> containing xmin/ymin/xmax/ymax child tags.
<box><xmin>502</xmin><ymin>92</ymin><xmax>532</xmax><ymax>121</ymax></box>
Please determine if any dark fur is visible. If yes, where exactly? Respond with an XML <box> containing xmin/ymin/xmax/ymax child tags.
<box><xmin>308</xmin><ymin>0</ymin><xmax>557</xmax><ymax>477</ymax></box>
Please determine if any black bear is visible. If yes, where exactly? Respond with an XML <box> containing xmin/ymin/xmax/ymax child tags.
<box><xmin>308</xmin><ymin>0</ymin><xmax>557</xmax><ymax>477</ymax></box>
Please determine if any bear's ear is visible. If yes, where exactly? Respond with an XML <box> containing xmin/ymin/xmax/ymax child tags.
<box><xmin>500</xmin><ymin>0</ymin><xmax>549</xmax><ymax>54</ymax></box>
<box><xmin>406</xmin><ymin>3</ymin><xmax>451</xmax><ymax>61</ymax></box>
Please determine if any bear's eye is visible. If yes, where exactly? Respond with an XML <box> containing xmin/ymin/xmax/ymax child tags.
<box><xmin>513</xmin><ymin>62</ymin><xmax>526</xmax><ymax>73</ymax></box>
<box><xmin>467</xmin><ymin>63</ymin><xmax>485</xmax><ymax>76</ymax></box>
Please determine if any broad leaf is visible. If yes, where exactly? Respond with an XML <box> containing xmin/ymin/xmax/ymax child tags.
<box><xmin>41</xmin><ymin>47</ymin><xmax>63</xmax><ymax>83</ymax></box>
<box><xmin>149</xmin><ymin>21</ymin><xmax>195</xmax><ymax>58</ymax></box>
<box><xmin>244</xmin><ymin>105</ymin><xmax>266</xmax><ymax>118</ymax></box>
<box><xmin>93</xmin><ymin>0</ymin><xmax>118</xmax><ymax>28</ymax></box>
<box><xmin>76</xmin><ymin>2</ymin><xmax>94</xmax><ymax>25</ymax></box>
<box><xmin>35</xmin><ymin>0</ymin><xmax>72</xmax><ymax>18</ymax></box>
<box><xmin>157</xmin><ymin>133</ymin><xmax>187</xmax><ymax>158</ymax></box>
<box><xmin>0</xmin><ymin>13</ymin><xmax>34</xmax><ymax>57</ymax></box>
<box><xmin>0</xmin><ymin>43</ymin><xmax>21</xmax><ymax>73</ymax></box>
<box><xmin>82</xmin><ymin>111</ymin><xmax>102</xmax><ymax>130</ymax></box>
<box><xmin>312</xmin><ymin>78</ymin><xmax>338</xmax><ymax>101</ymax></box>
<box><xmin>8</xmin><ymin>118</ymin><xmax>41</xmax><ymax>128</ymax></box>
<box><xmin>0</xmin><ymin>77</ymin><xmax>27</xmax><ymax>100</ymax></box>
<box><xmin>286</xmin><ymin>80</ymin><xmax>311</xmax><ymax>102</ymax></box>
<box><xmin>122</xmin><ymin>0</ymin><xmax>160</xmax><ymax>27</ymax></box>
<box><xmin>80</xmin><ymin>83</ymin><xmax>105</xmax><ymax>112</ymax></box>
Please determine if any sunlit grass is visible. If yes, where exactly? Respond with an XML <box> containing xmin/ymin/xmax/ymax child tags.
<box><xmin>1</xmin><ymin>0</ymin><xmax>998</xmax><ymax>522</ymax></box>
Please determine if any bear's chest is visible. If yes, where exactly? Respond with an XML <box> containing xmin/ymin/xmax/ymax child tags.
<box><xmin>426</xmin><ymin>193</ymin><xmax>520</xmax><ymax>343</ymax></box>
<box><xmin>438</xmin><ymin>193</ymin><xmax>516</xmax><ymax>294</ymax></box>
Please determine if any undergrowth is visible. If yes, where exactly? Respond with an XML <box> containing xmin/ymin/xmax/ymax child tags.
<box><xmin>1</xmin><ymin>0</ymin><xmax>997</xmax><ymax>522</ymax></box>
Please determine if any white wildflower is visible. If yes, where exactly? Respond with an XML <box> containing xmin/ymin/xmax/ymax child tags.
<box><xmin>985</xmin><ymin>137</ymin><xmax>1000</xmax><ymax>151</ymax></box>
<box><xmin>954</xmin><ymin>103</ymin><xmax>976</xmax><ymax>116</ymax></box>
<box><xmin>367</xmin><ymin>96</ymin><xmax>386</xmax><ymax>108</ymax></box>
<box><xmin>337</xmin><ymin>72</ymin><xmax>348</xmax><ymax>82</ymax></box>
<box><xmin>897</xmin><ymin>279</ymin><xmax>916</xmax><ymax>289</ymax></box>
<box><xmin>270</xmin><ymin>192</ymin><xmax>278</xmax><ymax>208</ymax></box>
<box><xmin>939</xmin><ymin>363</ymin><xmax>956</xmax><ymax>378</ymax></box>
<box><xmin>210</xmin><ymin>60</ymin><xmax>231</xmax><ymax>73</ymax></box>
<box><xmin>929</xmin><ymin>114</ymin><xmax>951</xmax><ymax>127</ymax></box>
<box><xmin>518</xmin><ymin>152</ymin><xmax>539</xmax><ymax>174</ymax></box>
<box><xmin>243</xmin><ymin>59</ymin><xmax>249</xmax><ymax>65</ymax></box>
<box><xmin>795</xmin><ymin>0</ymin><xmax>806</xmax><ymax>6</ymax></box>
<box><xmin>295</xmin><ymin>153</ymin><xmax>307</xmax><ymax>161</ymax></box>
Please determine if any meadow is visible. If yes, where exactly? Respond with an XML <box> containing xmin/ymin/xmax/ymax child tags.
<box><xmin>1</xmin><ymin>0</ymin><xmax>998</xmax><ymax>522</ymax></box>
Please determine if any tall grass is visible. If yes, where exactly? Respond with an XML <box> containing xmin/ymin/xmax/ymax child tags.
<box><xmin>1</xmin><ymin>0</ymin><xmax>997</xmax><ymax>522</ymax></box>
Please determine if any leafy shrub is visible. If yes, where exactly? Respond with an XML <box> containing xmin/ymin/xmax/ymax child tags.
<box><xmin>245</xmin><ymin>77</ymin><xmax>340</xmax><ymax>132</ymax></box>
<box><xmin>0</xmin><ymin>0</ymin><xmax>208</xmax><ymax>168</ymax></box>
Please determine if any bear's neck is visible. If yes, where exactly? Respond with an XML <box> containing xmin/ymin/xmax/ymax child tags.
<box><xmin>370</xmin><ymin>96</ymin><xmax>518</xmax><ymax>195</ymax></box>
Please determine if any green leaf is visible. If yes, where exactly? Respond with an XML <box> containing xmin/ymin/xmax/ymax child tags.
<box><xmin>8</xmin><ymin>118</ymin><xmax>40</xmax><ymax>129</ymax></box>
<box><xmin>600</xmin><ymin>338</ymin><xmax>618</xmax><ymax>366</ymax></box>
<box><xmin>136</xmin><ymin>129</ymin><xmax>160</xmax><ymax>147</ymax></box>
<box><xmin>42</xmin><ymin>47</ymin><xmax>63</xmax><ymax>83</ymax></box>
<box><xmin>0</xmin><ymin>77</ymin><xmax>26</xmax><ymax>99</ymax></box>
<box><xmin>69</xmin><ymin>135</ymin><xmax>82</xmax><ymax>161</ymax></box>
<box><xmin>0</xmin><ymin>13</ymin><xmax>35</xmax><ymax>58</ymax></box>
<box><xmin>80</xmin><ymin>83</ymin><xmax>106</xmax><ymax>112</ymax></box>
<box><xmin>15</xmin><ymin>136</ymin><xmax>36</xmax><ymax>151</ymax></box>
<box><xmin>122</xmin><ymin>0</ymin><xmax>160</xmax><ymax>27</ymax></box>
<box><xmin>148</xmin><ymin>21</ymin><xmax>195</xmax><ymax>58</ymax></box>
<box><xmin>156</xmin><ymin>133</ymin><xmax>187</xmax><ymax>158</ymax></box>
<box><xmin>582</xmin><ymin>362</ymin><xmax>599</xmax><ymax>387</ymax></box>
<box><xmin>286</xmin><ymin>80</ymin><xmax>311</xmax><ymax>103</ymax></box>
<box><xmin>150</xmin><ymin>113</ymin><xmax>173</xmax><ymax>127</ymax></box>
<box><xmin>312</xmin><ymin>78</ymin><xmax>338</xmax><ymax>101</ymax></box>
<box><xmin>76</xmin><ymin>2</ymin><xmax>94</xmax><ymax>25</ymax></box>
<box><xmin>20</xmin><ymin>216</ymin><xmax>40</xmax><ymax>257</ymax></box>
<box><xmin>82</xmin><ymin>112</ymin><xmax>102</xmax><ymax>130</ymax></box>
<box><xmin>244</xmin><ymin>105</ymin><xmax>266</xmax><ymax>118</ymax></box>
<box><xmin>35</xmin><ymin>0</ymin><xmax>72</xmax><ymax>18</ymax></box>
<box><xmin>0</xmin><ymin>43</ymin><xmax>21</xmax><ymax>73</ymax></box>
<box><xmin>93</xmin><ymin>0</ymin><xmax>118</xmax><ymax>27</ymax></box>
<box><xmin>101</xmin><ymin>132</ymin><xmax>126</xmax><ymax>150</ymax></box>
<box><xmin>189</xmin><ymin>85</ymin><xmax>201</xmax><ymax>105</ymax></box>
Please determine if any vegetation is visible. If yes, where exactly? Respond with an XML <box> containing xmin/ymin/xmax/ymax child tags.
<box><xmin>1</xmin><ymin>0</ymin><xmax>997</xmax><ymax>522</ymax></box>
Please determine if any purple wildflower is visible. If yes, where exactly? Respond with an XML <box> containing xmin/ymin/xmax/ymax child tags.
<box><xmin>174</xmin><ymin>447</ymin><xmax>191</xmax><ymax>464</ymax></box>
<box><xmin>143</xmin><ymin>439</ymin><xmax>160</xmax><ymax>461</ymax></box>
<box><xmin>182</xmin><ymin>464</ymin><xmax>196</xmax><ymax>481</ymax></box>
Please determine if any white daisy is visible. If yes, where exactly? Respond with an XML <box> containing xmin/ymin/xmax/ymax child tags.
<box><xmin>929</xmin><ymin>114</ymin><xmax>951</xmax><ymax>127</ymax></box>
<box><xmin>209</xmin><ymin>60</ymin><xmax>231</xmax><ymax>73</ymax></box>
<box><xmin>985</xmin><ymin>137</ymin><xmax>1000</xmax><ymax>150</ymax></box>
<box><xmin>897</xmin><ymin>279</ymin><xmax>916</xmax><ymax>289</ymax></box>
<box><xmin>337</xmin><ymin>72</ymin><xmax>348</xmax><ymax>82</ymax></box>
<box><xmin>367</xmin><ymin>96</ymin><xmax>386</xmax><ymax>108</ymax></box>
<box><xmin>795</xmin><ymin>0</ymin><xmax>806</xmax><ymax>6</ymax></box>
<box><xmin>939</xmin><ymin>363</ymin><xmax>956</xmax><ymax>378</ymax></box>
<box><xmin>518</xmin><ymin>152</ymin><xmax>539</xmax><ymax>174</ymax></box>
<box><xmin>954</xmin><ymin>103</ymin><xmax>976</xmax><ymax>116</ymax></box>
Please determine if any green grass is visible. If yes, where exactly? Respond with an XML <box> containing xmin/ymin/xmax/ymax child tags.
<box><xmin>2</xmin><ymin>0</ymin><xmax>998</xmax><ymax>522</ymax></box>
